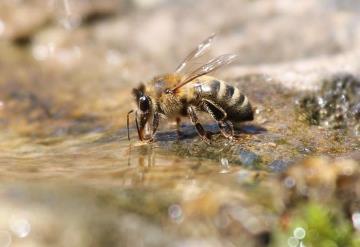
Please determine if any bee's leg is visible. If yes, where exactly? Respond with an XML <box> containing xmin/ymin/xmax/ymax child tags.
<box><xmin>218</xmin><ymin>120</ymin><xmax>235</xmax><ymax>140</ymax></box>
<box><xmin>187</xmin><ymin>106</ymin><xmax>212</xmax><ymax>144</ymax></box>
<box><xmin>202</xmin><ymin>99</ymin><xmax>227</xmax><ymax>122</ymax></box>
<box><xmin>202</xmin><ymin>99</ymin><xmax>234</xmax><ymax>140</ymax></box>
<box><xmin>127</xmin><ymin>110</ymin><xmax>134</xmax><ymax>141</ymax></box>
<box><xmin>141</xmin><ymin>112</ymin><xmax>160</xmax><ymax>142</ymax></box>
<box><xmin>176</xmin><ymin>117</ymin><xmax>182</xmax><ymax>138</ymax></box>
<box><xmin>152</xmin><ymin>112</ymin><xmax>160</xmax><ymax>135</ymax></box>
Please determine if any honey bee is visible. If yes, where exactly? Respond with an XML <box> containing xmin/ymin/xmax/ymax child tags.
<box><xmin>127</xmin><ymin>34</ymin><xmax>254</xmax><ymax>144</ymax></box>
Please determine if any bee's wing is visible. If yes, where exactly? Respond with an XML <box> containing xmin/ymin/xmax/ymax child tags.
<box><xmin>175</xmin><ymin>33</ymin><xmax>216</xmax><ymax>74</ymax></box>
<box><xmin>172</xmin><ymin>54</ymin><xmax>238</xmax><ymax>91</ymax></box>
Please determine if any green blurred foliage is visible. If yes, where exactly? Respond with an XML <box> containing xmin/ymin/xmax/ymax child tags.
<box><xmin>272</xmin><ymin>203</ymin><xmax>360</xmax><ymax>247</ymax></box>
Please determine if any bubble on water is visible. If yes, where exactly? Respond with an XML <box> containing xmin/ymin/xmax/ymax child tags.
<box><xmin>168</xmin><ymin>204</ymin><xmax>183</xmax><ymax>223</ymax></box>
<box><xmin>283</xmin><ymin>176</ymin><xmax>296</xmax><ymax>188</ymax></box>
<box><xmin>9</xmin><ymin>216</ymin><xmax>31</xmax><ymax>238</ymax></box>
<box><xmin>293</xmin><ymin>227</ymin><xmax>306</xmax><ymax>239</ymax></box>
<box><xmin>352</xmin><ymin>211</ymin><xmax>360</xmax><ymax>231</ymax></box>
<box><xmin>287</xmin><ymin>236</ymin><xmax>299</xmax><ymax>247</ymax></box>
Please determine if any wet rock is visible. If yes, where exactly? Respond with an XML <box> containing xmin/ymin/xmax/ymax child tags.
<box><xmin>283</xmin><ymin>156</ymin><xmax>359</xmax><ymax>203</ymax></box>
<box><xmin>268</xmin><ymin>160</ymin><xmax>292</xmax><ymax>173</ymax></box>
<box><xmin>299</xmin><ymin>73</ymin><xmax>360</xmax><ymax>136</ymax></box>
<box><xmin>0</xmin><ymin>183</ymin><xmax>177</xmax><ymax>247</ymax></box>
<box><xmin>237</xmin><ymin>150</ymin><xmax>262</xmax><ymax>168</ymax></box>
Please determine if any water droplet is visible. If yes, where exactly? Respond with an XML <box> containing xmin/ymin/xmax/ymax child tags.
<box><xmin>219</xmin><ymin>158</ymin><xmax>230</xmax><ymax>173</ymax></box>
<box><xmin>220</xmin><ymin>158</ymin><xmax>229</xmax><ymax>167</ymax></box>
<box><xmin>293</xmin><ymin>227</ymin><xmax>306</xmax><ymax>239</ymax></box>
<box><xmin>284</xmin><ymin>176</ymin><xmax>296</xmax><ymax>188</ymax></box>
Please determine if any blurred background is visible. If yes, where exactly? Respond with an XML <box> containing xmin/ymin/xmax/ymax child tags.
<box><xmin>0</xmin><ymin>0</ymin><xmax>359</xmax><ymax>246</ymax></box>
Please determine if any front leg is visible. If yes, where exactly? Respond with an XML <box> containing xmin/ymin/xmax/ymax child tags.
<box><xmin>144</xmin><ymin>112</ymin><xmax>160</xmax><ymax>142</ymax></box>
<box><xmin>152</xmin><ymin>112</ymin><xmax>160</xmax><ymax>135</ymax></box>
<box><xmin>187</xmin><ymin>106</ymin><xmax>212</xmax><ymax>144</ymax></box>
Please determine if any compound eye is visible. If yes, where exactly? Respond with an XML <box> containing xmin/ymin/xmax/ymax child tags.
<box><xmin>139</xmin><ymin>96</ymin><xmax>150</xmax><ymax>112</ymax></box>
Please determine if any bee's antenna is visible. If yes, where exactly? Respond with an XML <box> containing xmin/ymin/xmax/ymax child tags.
<box><xmin>127</xmin><ymin>110</ymin><xmax>134</xmax><ymax>141</ymax></box>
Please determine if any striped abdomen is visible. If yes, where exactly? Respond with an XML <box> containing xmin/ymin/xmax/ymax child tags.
<box><xmin>193</xmin><ymin>77</ymin><xmax>254</xmax><ymax>122</ymax></box>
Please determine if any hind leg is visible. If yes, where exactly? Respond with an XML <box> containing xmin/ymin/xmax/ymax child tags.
<box><xmin>218</xmin><ymin>120</ymin><xmax>235</xmax><ymax>140</ymax></box>
<box><xmin>202</xmin><ymin>99</ymin><xmax>235</xmax><ymax>140</ymax></box>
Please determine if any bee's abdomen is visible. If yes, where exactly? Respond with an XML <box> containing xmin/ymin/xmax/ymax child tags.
<box><xmin>197</xmin><ymin>79</ymin><xmax>254</xmax><ymax>122</ymax></box>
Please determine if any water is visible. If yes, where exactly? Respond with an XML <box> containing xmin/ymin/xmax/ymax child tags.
<box><xmin>0</xmin><ymin>65</ymin><xmax>357</xmax><ymax>246</ymax></box>
<box><xmin>0</xmin><ymin>0</ymin><xmax>359</xmax><ymax>246</ymax></box>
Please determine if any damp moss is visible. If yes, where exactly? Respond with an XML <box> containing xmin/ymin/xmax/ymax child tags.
<box><xmin>271</xmin><ymin>202</ymin><xmax>360</xmax><ymax>247</ymax></box>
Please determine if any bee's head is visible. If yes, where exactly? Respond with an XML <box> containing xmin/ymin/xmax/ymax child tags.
<box><xmin>132</xmin><ymin>84</ymin><xmax>153</xmax><ymax>140</ymax></box>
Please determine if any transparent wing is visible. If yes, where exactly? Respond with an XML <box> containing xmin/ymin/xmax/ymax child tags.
<box><xmin>175</xmin><ymin>33</ymin><xmax>216</xmax><ymax>74</ymax></box>
<box><xmin>172</xmin><ymin>54</ymin><xmax>238</xmax><ymax>91</ymax></box>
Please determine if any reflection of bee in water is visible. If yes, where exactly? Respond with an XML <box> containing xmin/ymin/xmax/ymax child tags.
<box><xmin>127</xmin><ymin>34</ymin><xmax>254</xmax><ymax>144</ymax></box>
